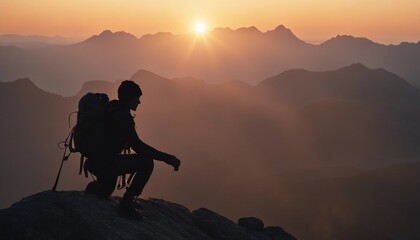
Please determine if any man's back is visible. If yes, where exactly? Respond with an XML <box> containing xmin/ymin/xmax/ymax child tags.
<box><xmin>103</xmin><ymin>99</ymin><xmax>134</xmax><ymax>155</ymax></box>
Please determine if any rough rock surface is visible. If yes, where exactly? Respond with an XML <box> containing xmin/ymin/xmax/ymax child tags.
<box><xmin>0</xmin><ymin>191</ymin><xmax>296</xmax><ymax>240</ymax></box>
<box><xmin>238</xmin><ymin>217</ymin><xmax>264</xmax><ymax>232</ymax></box>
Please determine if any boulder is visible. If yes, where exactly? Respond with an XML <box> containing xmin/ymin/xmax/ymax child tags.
<box><xmin>238</xmin><ymin>217</ymin><xmax>264</xmax><ymax>231</ymax></box>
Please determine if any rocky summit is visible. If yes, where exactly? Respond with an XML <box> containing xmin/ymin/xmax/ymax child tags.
<box><xmin>0</xmin><ymin>191</ymin><xmax>296</xmax><ymax>240</ymax></box>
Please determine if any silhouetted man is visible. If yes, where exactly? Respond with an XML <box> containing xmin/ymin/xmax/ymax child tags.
<box><xmin>85</xmin><ymin>80</ymin><xmax>181</xmax><ymax>220</ymax></box>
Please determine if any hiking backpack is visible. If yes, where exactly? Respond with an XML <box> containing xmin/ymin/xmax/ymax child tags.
<box><xmin>73</xmin><ymin>92</ymin><xmax>109</xmax><ymax>157</ymax></box>
<box><xmin>53</xmin><ymin>92</ymin><xmax>133</xmax><ymax>191</ymax></box>
<box><xmin>53</xmin><ymin>92</ymin><xmax>109</xmax><ymax>191</ymax></box>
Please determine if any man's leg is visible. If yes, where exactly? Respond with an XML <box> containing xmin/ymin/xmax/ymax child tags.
<box><xmin>115</xmin><ymin>154</ymin><xmax>154</xmax><ymax>197</ymax></box>
<box><xmin>96</xmin><ymin>175</ymin><xmax>118</xmax><ymax>198</ymax></box>
<box><xmin>114</xmin><ymin>154</ymin><xmax>154</xmax><ymax>220</ymax></box>
<box><xmin>85</xmin><ymin>177</ymin><xmax>117</xmax><ymax>198</ymax></box>
<box><xmin>85</xmin><ymin>157</ymin><xmax>118</xmax><ymax>198</ymax></box>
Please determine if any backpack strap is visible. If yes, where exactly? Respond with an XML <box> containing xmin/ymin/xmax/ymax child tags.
<box><xmin>68</xmin><ymin>128</ymin><xmax>77</xmax><ymax>153</ymax></box>
<box><xmin>116</xmin><ymin>172</ymin><xmax>136</xmax><ymax>190</ymax></box>
<box><xmin>126</xmin><ymin>172</ymin><xmax>136</xmax><ymax>187</ymax></box>
<box><xmin>117</xmin><ymin>174</ymin><xmax>127</xmax><ymax>190</ymax></box>
<box><xmin>117</xmin><ymin>144</ymin><xmax>132</xmax><ymax>189</ymax></box>
<box><xmin>79</xmin><ymin>155</ymin><xmax>88</xmax><ymax>178</ymax></box>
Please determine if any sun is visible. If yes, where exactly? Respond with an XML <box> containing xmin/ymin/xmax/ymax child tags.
<box><xmin>194</xmin><ymin>21</ymin><xmax>207</xmax><ymax>35</ymax></box>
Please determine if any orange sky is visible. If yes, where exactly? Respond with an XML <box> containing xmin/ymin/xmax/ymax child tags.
<box><xmin>1</xmin><ymin>0</ymin><xmax>419</xmax><ymax>44</ymax></box>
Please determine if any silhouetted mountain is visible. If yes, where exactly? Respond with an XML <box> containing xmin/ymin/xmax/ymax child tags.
<box><xmin>266</xmin><ymin>25</ymin><xmax>308</xmax><ymax>46</ymax></box>
<box><xmin>320</xmin><ymin>35</ymin><xmax>380</xmax><ymax>48</ymax></box>
<box><xmin>0</xmin><ymin>34</ymin><xmax>80</xmax><ymax>48</ymax></box>
<box><xmin>236</xmin><ymin>26</ymin><xmax>262</xmax><ymax>34</ymax></box>
<box><xmin>1</xmin><ymin>25</ymin><xmax>419</xmax><ymax>96</ymax></box>
<box><xmin>256</xmin><ymin>64</ymin><xmax>420</xmax><ymax>164</ymax></box>
<box><xmin>211</xmin><ymin>25</ymin><xmax>306</xmax><ymax>45</ymax></box>
<box><xmin>78</xmin><ymin>30</ymin><xmax>138</xmax><ymax>46</ymax></box>
<box><xmin>0</xmin><ymin>191</ymin><xmax>296</xmax><ymax>240</ymax></box>
<box><xmin>0</xmin><ymin>78</ymin><xmax>72</xmax><ymax>209</ymax></box>
<box><xmin>258</xmin><ymin>63</ymin><xmax>420</xmax><ymax>107</ymax></box>
<box><xmin>2</xmin><ymin>65</ymin><xmax>420</xmax><ymax>240</ymax></box>
<box><xmin>131</xmin><ymin>69</ymin><xmax>169</xmax><ymax>82</ymax></box>
<box><xmin>140</xmin><ymin>32</ymin><xmax>175</xmax><ymax>41</ymax></box>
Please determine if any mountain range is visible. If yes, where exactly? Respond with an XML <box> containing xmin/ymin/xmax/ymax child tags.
<box><xmin>0</xmin><ymin>25</ymin><xmax>419</xmax><ymax>96</ymax></box>
<box><xmin>0</xmin><ymin>34</ymin><xmax>81</xmax><ymax>48</ymax></box>
<box><xmin>1</xmin><ymin>64</ymin><xmax>420</xmax><ymax>239</ymax></box>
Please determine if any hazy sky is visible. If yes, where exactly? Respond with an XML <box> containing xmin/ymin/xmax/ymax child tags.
<box><xmin>1</xmin><ymin>0</ymin><xmax>419</xmax><ymax>44</ymax></box>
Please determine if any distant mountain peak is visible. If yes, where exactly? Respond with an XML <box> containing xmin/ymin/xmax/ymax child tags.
<box><xmin>258</xmin><ymin>63</ymin><xmax>420</xmax><ymax>108</ymax></box>
<box><xmin>265</xmin><ymin>24</ymin><xmax>306</xmax><ymax>44</ymax></box>
<box><xmin>13</xmin><ymin>77</ymin><xmax>35</xmax><ymax>86</ymax></box>
<box><xmin>115</xmin><ymin>30</ymin><xmax>135</xmax><ymax>37</ymax></box>
<box><xmin>96</xmin><ymin>30</ymin><xmax>136</xmax><ymax>38</ymax></box>
<box><xmin>268</xmin><ymin>24</ymin><xmax>293</xmax><ymax>34</ymax></box>
<box><xmin>1</xmin><ymin>78</ymin><xmax>61</xmax><ymax>97</ymax></box>
<box><xmin>344</xmin><ymin>62</ymin><xmax>370</xmax><ymax>70</ymax></box>
<box><xmin>236</xmin><ymin>26</ymin><xmax>262</xmax><ymax>34</ymax></box>
<box><xmin>322</xmin><ymin>35</ymin><xmax>378</xmax><ymax>47</ymax></box>
<box><xmin>80</xmin><ymin>30</ymin><xmax>138</xmax><ymax>45</ymax></box>
<box><xmin>131</xmin><ymin>69</ymin><xmax>168</xmax><ymax>81</ymax></box>
<box><xmin>273</xmin><ymin>24</ymin><xmax>288</xmax><ymax>31</ymax></box>
<box><xmin>140</xmin><ymin>31</ymin><xmax>174</xmax><ymax>40</ymax></box>
<box><xmin>334</xmin><ymin>35</ymin><xmax>373</xmax><ymax>42</ymax></box>
<box><xmin>208</xmin><ymin>26</ymin><xmax>262</xmax><ymax>37</ymax></box>
<box><xmin>211</xmin><ymin>27</ymin><xmax>234</xmax><ymax>35</ymax></box>
<box><xmin>98</xmin><ymin>29</ymin><xmax>113</xmax><ymax>36</ymax></box>
<box><xmin>9</xmin><ymin>78</ymin><xmax>48</xmax><ymax>92</ymax></box>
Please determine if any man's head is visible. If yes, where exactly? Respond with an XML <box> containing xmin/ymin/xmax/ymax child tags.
<box><xmin>118</xmin><ymin>80</ymin><xmax>142</xmax><ymax>111</ymax></box>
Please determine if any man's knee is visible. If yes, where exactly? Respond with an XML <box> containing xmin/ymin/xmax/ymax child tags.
<box><xmin>131</xmin><ymin>155</ymin><xmax>153</xmax><ymax>173</ymax></box>
<box><xmin>139</xmin><ymin>157</ymin><xmax>154</xmax><ymax>173</ymax></box>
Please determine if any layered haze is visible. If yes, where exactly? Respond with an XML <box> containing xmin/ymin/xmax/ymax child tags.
<box><xmin>1</xmin><ymin>26</ymin><xmax>420</xmax><ymax>96</ymax></box>
<box><xmin>2</xmin><ymin>64</ymin><xmax>420</xmax><ymax>239</ymax></box>
<box><xmin>2</xmin><ymin>0</ymin><xmax>420</xmax><ymax>239</ymax></box>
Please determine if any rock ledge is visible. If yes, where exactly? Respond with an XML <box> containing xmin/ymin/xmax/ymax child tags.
<box><xmin>0</xmin><ymin>191</ymin><xmax>296</xmax><ymax>240</ymax></box>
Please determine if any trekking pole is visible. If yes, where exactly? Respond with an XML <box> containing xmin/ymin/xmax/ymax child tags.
<box><xmin>52</xmin><ymin>128</ymin><xmax>74</xmax><ymax>191</ymax></box>
<box><xmin>52</xmin><ymin>149</ymin><xmax>67</xmax><ymax>191</ymax></box>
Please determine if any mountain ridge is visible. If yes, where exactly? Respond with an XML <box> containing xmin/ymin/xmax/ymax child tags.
<box><xmin>74</xmin><ymin>27</ymin><xmax>420</xmax><ymax>47</ymax></box>
<box><xmin>2</xmin><ymin>25</ymin><xmax>419</xmax><ymax>47</ymax></box>
<box><xmin>1</xmin><ymin>24</ymin><xmax>419</xmax><ymax>96</ymax></box>
<box><xmin>257</xmin><ymin>63</ymin><xmax>420</xmax><ymax>107</ymax></box>
<box><xmin>0</xmin><ymin>78</ymin><xmax>63</xmax><ymax>99</ymax></box>
<box><xmin>0</xmin><ymin>34</ymin><xmax>80</xmax><ymax>48</ymax></box>
<box><xmin>78</xmin><ymin>30</ymin><xmax>138</xmax><ymax>46</ymax></box>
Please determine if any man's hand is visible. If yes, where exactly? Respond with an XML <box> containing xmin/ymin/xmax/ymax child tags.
<box><xmin>164</xmin><ymin>155</ymin><xmax>181</xmax><ymax>171</ymax></box>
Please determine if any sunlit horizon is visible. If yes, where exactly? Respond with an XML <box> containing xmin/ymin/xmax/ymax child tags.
<box><xmin>1</xmin><ymin>0</ymin><xmax>420</xmax><ymax>45</ymax></box>
<box><xmin>3</xmin><ymin>24</ymin><xmax>416</xmax><ymax>46</ymax></box>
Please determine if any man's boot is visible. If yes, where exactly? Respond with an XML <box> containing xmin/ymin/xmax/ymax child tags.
<box><xmin>118</xmin><ymin>193</ymin><xmax>143</xmax><ymax>220</ymax></box>
<box><xmin>85</xmin><ymin>181</ymin><xmax>101</xmax><ymax>196</ymax></box>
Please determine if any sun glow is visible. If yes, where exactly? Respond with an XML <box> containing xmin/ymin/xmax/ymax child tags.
<box><xmin>194</xmin><ymin>21</ymin><xmax>207</xmax><ymax>35</ymax></box>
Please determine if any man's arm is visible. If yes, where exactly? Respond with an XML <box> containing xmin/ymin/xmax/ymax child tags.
<box><xmin>127</xmin><ymin>121</ymin><xmax>181</xmax><ymax>171</ymax></box>
<box><xmin>113</xmin><ymin>108</ymin><xmax>181</xmax><ymax>170</ymax></box>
